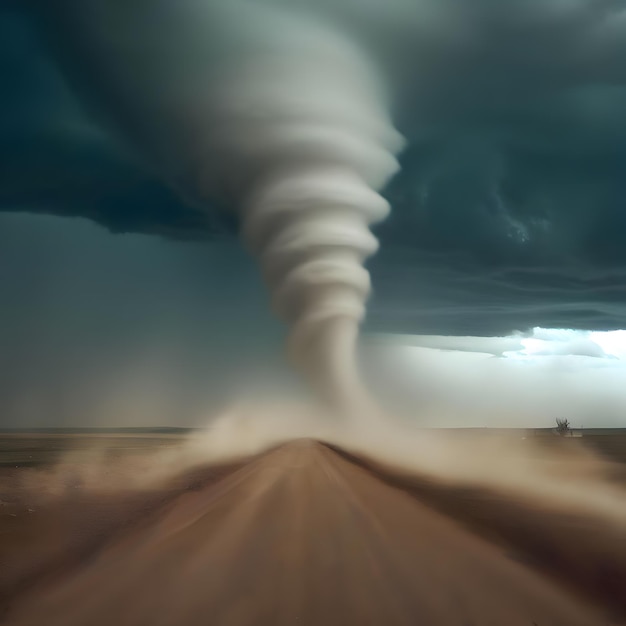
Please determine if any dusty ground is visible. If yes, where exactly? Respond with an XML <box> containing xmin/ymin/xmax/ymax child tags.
<box><xmin>1</xmin><ymin>432</ymin><xmax>626</xmax><ymax>625</ymax></box>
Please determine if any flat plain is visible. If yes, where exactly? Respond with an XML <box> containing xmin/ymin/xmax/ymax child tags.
<box><xmin>1</xmin><ymin>429</ymin><xmax>625</xmax><ymax>625</ymax></box>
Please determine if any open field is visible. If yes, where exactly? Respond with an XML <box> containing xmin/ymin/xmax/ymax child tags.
<box><xmin>1</xmin><ymin>429</ymin><xmax>625</xmax><ymax>625</ymax></box>
<box><xmin>0</xmin><ymin>430</ymin><xmax>190</xmax><ymax>468</ymax></box>
<box><xmin>2</xmin><ymin>427</ymin><xmax>625</xmax><ymax>466</ymax></box>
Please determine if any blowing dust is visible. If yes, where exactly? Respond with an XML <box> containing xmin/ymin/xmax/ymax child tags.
<box><xmin>16</xmin><ymin>401</ymin><xmax>626</xmax><ymax>528</ymax></box>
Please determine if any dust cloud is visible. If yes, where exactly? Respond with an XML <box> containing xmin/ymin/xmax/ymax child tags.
<box><xmin>14</xmin><ymin>402</ymin><xmax>626</xmax><ymax>525</ymax></box>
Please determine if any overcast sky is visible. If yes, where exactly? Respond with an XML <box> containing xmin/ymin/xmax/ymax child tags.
<box><xmin>1</xmin><ymin>1</ymin><xmax>625</xmax><ymax>428</ymax></box>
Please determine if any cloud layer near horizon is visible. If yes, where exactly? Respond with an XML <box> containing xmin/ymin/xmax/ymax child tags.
<box><xmin>364</xmin><ymin>328</ymin><xmax>626</xmax><ymax>428</ymax></box>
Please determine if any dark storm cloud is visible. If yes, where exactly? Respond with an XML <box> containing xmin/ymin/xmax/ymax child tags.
<box><xmin>367</xmin><ymin>250</ymin><xmax>626</xmax><ymax>335</ymax></box>
<box><xmin>375</xmin><ymin>0</ymin><xmax>626</xmax><ymax>332</ymax></box>
<box><xmin>1</xmin><ymin>1</ymin><xmax>626</xmax><ymax>334</ymax></box>
<box><xmin>0</xmin><ymin>6</ymin><xmax>234</xmax><ymax>241</ymax></box>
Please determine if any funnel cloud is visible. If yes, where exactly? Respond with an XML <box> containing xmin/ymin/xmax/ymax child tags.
<box><xmin>19</xmin><ymin>0</ymin><xmax>405</xmax><ymax>408</ymax></box>
<box><xmin>193</xmin><ymin>5</ymin><xmax>404</xmax><ymax>407</ymax></box>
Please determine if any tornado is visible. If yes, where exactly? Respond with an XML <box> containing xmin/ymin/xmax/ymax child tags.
<box><xmin>35</xmin><ymin>0</ymin><xmax>405</xmax><ymax>412</ymax></box>
<box><xmin>191</xmin><ymin>5</ymin><xmax>404</xmax><ymax>411</ymax></box>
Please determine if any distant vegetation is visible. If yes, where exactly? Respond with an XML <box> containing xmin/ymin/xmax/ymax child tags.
<box><xmin>0</xmin><ymin>427</ymin><xmax>196</xmax><ymax>435</ymax></box>
<box><xmin>555</xmin><ymin>418</ymin><xmax>571</xmax><ymax>436</ymax></box>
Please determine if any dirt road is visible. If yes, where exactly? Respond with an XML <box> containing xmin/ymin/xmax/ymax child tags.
<box><xmin>2</xmin><ymin>439</ymin><xmax>621</xmax><ymax>625</ymax></box>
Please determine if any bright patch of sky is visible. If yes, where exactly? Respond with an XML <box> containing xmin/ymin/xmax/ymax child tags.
<box><xmin>365</xmin><ymin>328</ymin><xmax>626</xmax><ymax>428</ymax></box>
<box><xmin>503</xmin><ymin>328</ymin><xmax>626</xmax><ymax>363</ymax></box>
